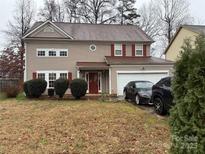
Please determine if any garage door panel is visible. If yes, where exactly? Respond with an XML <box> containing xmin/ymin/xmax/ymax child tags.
<box><xmin>117</xmin><ymin>72</ymin><xmax>168</xmax><ymax>96</ymax></box>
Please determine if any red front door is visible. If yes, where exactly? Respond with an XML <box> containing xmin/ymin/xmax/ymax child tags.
<box><xmin>89</xmin><ymin>73</ymin><xmax>98</xmax><ymax>94</ymax></box>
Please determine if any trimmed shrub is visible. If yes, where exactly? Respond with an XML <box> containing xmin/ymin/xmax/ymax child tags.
<box><xmin>170</xmin><ymin>36</ymin><xmax>205</xmax><ymax>153</ymax></box>
<box><xmin>24</xmin><ymin>79</ymin><xmax>47</xmax><ymax>98</ymax></box>
<box><xmin>70</xmin><ymin>79</ymin><xmax>87</xmax><ymax>99</ymax></box>
<box><xmin>54</xmin><ymin>79</ymin><xmax>69</xmax><ymax>98</ymax></box>
<box><xmin>3</xmin><ymin>85</ymin><xmax>20</xmax><ymax>98</ymax></box>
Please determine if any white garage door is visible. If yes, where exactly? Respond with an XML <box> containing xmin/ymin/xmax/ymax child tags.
<box><xmin>117</xmin><ymin>71</ymin><xmax>169</xmax><ymax>96</ymax></box>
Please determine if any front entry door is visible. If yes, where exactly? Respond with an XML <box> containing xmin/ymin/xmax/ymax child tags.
<box><xmin>89</xmin><ymin>73</ymin><xmax>98</xmax><ymax>94</ymax></box>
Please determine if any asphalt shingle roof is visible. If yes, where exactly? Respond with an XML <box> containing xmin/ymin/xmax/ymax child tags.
<box><xmin>26</xmin><ymin>22</ymin><xmax>153</xmax><ymax>42</ymax></box>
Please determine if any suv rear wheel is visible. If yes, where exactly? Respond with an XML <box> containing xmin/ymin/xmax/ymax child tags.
<box><xmin>154</xmin><ymin>97</ymin><xmax>166</xmax><ymax>115</ymax></box>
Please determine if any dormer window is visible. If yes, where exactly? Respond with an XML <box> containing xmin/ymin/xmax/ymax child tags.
<box><xmin>114</xmin><ymin>44</ymin><xmax>122</xmax><ymax>56</ymax></box>
<box><xmin>135</xmin><ymin>44</ymin><xmax>143</xmax><ymax>56</ymax></box>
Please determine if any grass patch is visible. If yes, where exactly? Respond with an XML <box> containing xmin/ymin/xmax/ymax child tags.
<box><xmin>0</xmin><ymin>100</ymin><xmax>170</xmax><ymax>153</ymax></box>
<box><xmin>0</xmin><ymin>92</ymin><xmax>7</xmax><ymax>100</ymax></box>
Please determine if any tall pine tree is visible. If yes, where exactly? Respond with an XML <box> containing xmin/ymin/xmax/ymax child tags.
<box><xmin>170</xmin><ymin>35</ymin><xmax>205</xmax><ymax>153</ymax></box>
<box><xmin>117</xmin><ymin>0</ymin><xmax>140</xmax><ymax>25</ymax></box>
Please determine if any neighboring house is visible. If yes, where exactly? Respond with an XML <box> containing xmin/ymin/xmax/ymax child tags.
<box><xmin>23</xmin><ymin>21</ymin><xmax>173</xmax><ymax>96</ymax></box>
<box><xmin>165</xmin><ymin>25</ymin><xmax>205</xmax><ymax>61</ymax></box>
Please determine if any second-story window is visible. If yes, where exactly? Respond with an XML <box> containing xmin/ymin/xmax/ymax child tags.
<box><xmin>114</xmin><ymin>44</ymin><xmax>122</xmax><ymax>56</ymax></box>
<box><xmin>38</xmin><ymin>50</ymin><xmax>45</xmax><ymax>57</ymax></box>
<box><xmin>135</xmin><ymin>44</ymin><xmax>143</xmax><ymax>56</ymax></box>
<box><xmin>37</xmin><ymin>49</ymin><xmax>68</xmax><ymax>57</ymax></box>
<box><xmin>60</xmin><ymin>51</ymin><xmax>68</xmax><ymax>57</ymax></box>
<box><xmin>49</xmin><ymin>51</ymin><xmax>56</xmax><ymax>56</ymax></box>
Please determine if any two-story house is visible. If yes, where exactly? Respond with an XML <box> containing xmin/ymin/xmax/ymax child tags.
<box><xmin>23</xmin><ymin>21</ymin><xmax>173</xmax><ymax>96</ymax></box>
<box><xmin>165</xmin><ymin>25</ymin><xmax>205</xmax><ymax>61</ymax></box>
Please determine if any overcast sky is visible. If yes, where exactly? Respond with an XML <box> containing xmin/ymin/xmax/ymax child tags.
<box><xmin>0</xmin><ymin>0</ymin><xmax>205</xmax><ymax>50</ymax></box>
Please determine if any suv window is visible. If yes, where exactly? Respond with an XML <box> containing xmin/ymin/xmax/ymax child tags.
<box><xmin>163</xmin><ymin>78</ymin><xmax>171</xmax><ymax>87</ymax></box>
<box><xmin>156</xmin><ymin>77</ymin><xmax>171</xmax><ymax>87</ymax></box>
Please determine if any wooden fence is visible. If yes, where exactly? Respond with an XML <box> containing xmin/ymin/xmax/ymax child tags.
<box><xmin>0</xmin><ymin>78</ymin><xmax>19</xmax><ymax>92</ymax></box>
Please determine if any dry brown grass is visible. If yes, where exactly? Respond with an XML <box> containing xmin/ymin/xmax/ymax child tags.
<box><xmin>0</xmin><ymin>99</ymin><xmax>170</xmax><ymax>154</ymax></box>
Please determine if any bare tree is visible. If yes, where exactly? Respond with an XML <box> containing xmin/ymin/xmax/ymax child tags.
<box><xmin>4</xmin><ymin>0</ymin><xmax>34</xmax><ymax>48</ymax></box>
<box><xmin>157</xmin><ymin>0</ymin><xmax>191</xmax><ymax>44</ymax></box>
<box><xmin>138</xmin><ymin>1</ymin><xmax>162</xmax><ymax>39</ymax></box>
<box><xmin>64</xmin><ymin>0</ymin><xmax>81</xmax><ymax>23</ymax></box>
<box><xmin>2</xmin><ymin>0</ymin><xmax>34</xmax><ymax>79</ymax></box>
<box><xmin>39</xmin><ymin>0</ymin><xmax>65</xmax><ymax>22</ymax></box>
<box><xmin>79</xmin><ymin>0</ymin><xmax>117</xmax><ymax>24</ymax></box>
<box><xmin>117</xmin><ymin>0</ymin><xmax>140</xmax><ymax>25</ymax></box>
<box><xmin>138</xmin><ymin>0</ymin><xmax>191</xmax><ymax>57</ymax></box>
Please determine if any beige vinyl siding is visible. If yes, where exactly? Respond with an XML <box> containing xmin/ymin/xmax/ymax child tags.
<box><xmin>165</xmin><ymin>28</ymin><xmax>198</xmax><ymax>61</ymax></box>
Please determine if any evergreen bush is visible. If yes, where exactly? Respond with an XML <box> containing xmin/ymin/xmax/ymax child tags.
<box><xmin>170</xmin><ymin>36</ymin><xmax>205</xmax><ymax>153</ymax></box>
<box><xmin>24</xmin><ymin>79</ymin><xmax>47</xmax><ymax>98</ymax></box>
<box><xmin>70</xmin><ymin>79</ymin><xmax>87</xmax><ymax>99</ymax></box>
<box><xmin>54</xmin><ymin>78</ymin><xmax>69</xmax><ymax>98</ymax></box>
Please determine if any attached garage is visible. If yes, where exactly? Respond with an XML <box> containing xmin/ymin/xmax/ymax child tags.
<box><xmin>117</xmin><ymin>71</ymin><xmax>169</xmax><ymax>96</ymax></box>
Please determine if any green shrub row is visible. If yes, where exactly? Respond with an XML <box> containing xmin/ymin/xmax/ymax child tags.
<box><xmin>23</xmin><ymin>78</ymin><xmax>87</xmax><ymax>99</ymax></box>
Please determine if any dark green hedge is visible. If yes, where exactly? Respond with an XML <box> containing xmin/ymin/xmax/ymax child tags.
<box><xmin>24</xmin><ymin>79</ymin><xmax>47</xmax><ymax>98</ymax></box>
<box><xmin>54</xmin><ymin>78</ymin><xmax>69</xmax><ymax>98</ymax></box>
<box><xmin>70</xmin><ymin>79</ymin><xmax>87</xmax><ymax>99</ymax></box>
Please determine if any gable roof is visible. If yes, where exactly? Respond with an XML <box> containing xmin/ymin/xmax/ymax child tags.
<box><xmin>23</xmin><ymin>20</ymin><xmax>74</xmax><ymax>39</ymax></box>
<box><xmin>164</xmin><ymin>25</ymin><xmax>205</xmax><ymax>54</ymax></box>
<box><xmin>24</xmin><ymin>21</ymin><xmax>154</xmax><ymax>42</ymax></box>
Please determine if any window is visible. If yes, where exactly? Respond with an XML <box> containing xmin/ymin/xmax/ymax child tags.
<box><xmin>114</xmin><ymin>44</ymin><xmax>122</xmax><ymax>56</ymax></box>
<box><xmin>49</xmin><ymin>73</ymin><xmax>56</xmax><ymax>88</ymax></box>
<box><xmin>135</xmin><ymin>44</ymin><xmax>143</xmax><ymax>56</ymax></box>
<box><xmin>38</xmin><ymin>50</ymin><xmax>45</xmax><ymax>57</ymax></box>
<box><xmin>49</xmin><ymin>51</ymin><xmax>56</xmax><ymax>56</ymax></box>
<box><xmin>37</xmin><ymin>73</ymin><xmax>45</xmax><ymax>80</ymax></box>
<box><xmin>60</xmin><ymin>73</ymin><xmax>67</xmax><ymax>79</ymax></box>
<box><xmin>89</xmin><ymin>44</ymin><xmax>96</xmax><ymax>52</ymax></box>
<box><xmin>37</xmin><ymin>49</ymin><xmax>68</xmax><ymax>57</ymax></box>
<box><xmin>60</xmin><ymin>51</ymin><xmax>67</xmax><ymax>57</ymax></box>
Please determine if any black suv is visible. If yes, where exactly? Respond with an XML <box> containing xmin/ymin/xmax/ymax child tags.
<box><xmin>151</xmin><ymin>77</ymin><xmax>173</xmax><ymax>115</ymax></box>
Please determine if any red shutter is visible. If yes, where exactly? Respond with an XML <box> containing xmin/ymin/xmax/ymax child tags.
<box><xmin>32</xmin><ymin>72</ymin><xmax>37</xmax><ymax>79</ymax></box>
<box><xmin>143</xmin><ymin>45</ymin><xmax>147</xmax><ymax>57</ymax></box>
<box><xmin>68</xmin><ymin>72</ymin><xmax>72</xmax><ymax>81</ymax></box>
<box><xmin>111</xmin><ymin>44</ymin><xmax>114</xmax><ymax>56</ymax></box>
<box><xmin>122</xmin><ymin>44</ymin><xmax>126</xmax><ymax>57</ymax></box>
<box><xmin>132</xmin><ymin>44</ymin><xmax>135</xmax><ymax>57</ymax></box>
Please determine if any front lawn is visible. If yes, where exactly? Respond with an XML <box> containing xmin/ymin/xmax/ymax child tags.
<box><xmin>0</xmin><ymin>100</ymin><xmax>170</xmax><ymax>153</ymax></box>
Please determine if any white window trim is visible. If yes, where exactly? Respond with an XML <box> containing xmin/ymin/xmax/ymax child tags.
<box><xmin>36</xmin><ymin>48</ymin><xmax>68</xmax><ymax>57</ymax></box>
<box><xmin>36</xmin><ymin>71</ymin><xmax>68</xmax><ymax>89</ymax></box>
<box><xmin>114</xmin><ymin>44</ymin><xmax>123</xmax><ymax>56</ymax></box>
<box><xmin>135</xmin><ymin>44</ymin><xmax>143</xmax><ymax>56</ymax></box>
